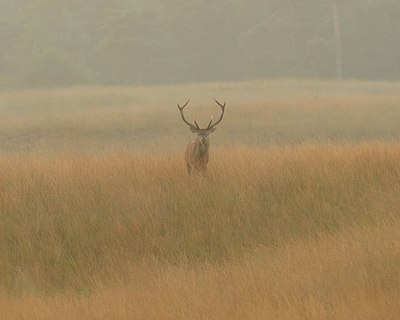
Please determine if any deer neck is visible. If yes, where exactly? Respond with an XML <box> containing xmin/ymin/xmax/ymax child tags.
<box><xmin>195</xmin><ymin>138</ymin><xmax>209</xmax><ymax>155</ymax></box>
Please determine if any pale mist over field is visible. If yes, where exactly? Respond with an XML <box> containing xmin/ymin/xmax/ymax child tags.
<box><xmin>1</xmin><ymin>0</ymin><xmax>400</xmax><ymax>89</ymax></box>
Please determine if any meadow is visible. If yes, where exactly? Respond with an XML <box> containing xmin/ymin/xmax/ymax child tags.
<box><xmin>0</xmin><ymin>80</ymin><xmax>400</xmax><ymax>319</ymax></box>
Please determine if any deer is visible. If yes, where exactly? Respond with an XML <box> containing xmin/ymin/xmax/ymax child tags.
<box><xmin>177</xmin><ymin>99</ymin><xmax>226</xmax><ymax>174</ymax></box>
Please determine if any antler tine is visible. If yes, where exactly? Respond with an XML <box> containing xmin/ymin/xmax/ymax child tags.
<box><xmin>209</xmin><ymin>98</ymin><xmax>226</xmax><ymax>128</ymax></box>
<box><xmin>177</xmin><ymin>99</ymin><xmax>197</xmax><ymax>129</ymax></box>
<box><xmin>207</xmin><ymin>115</ymin><xmax>213</xmax><ymax>129</ymax></box>
<box><xmin>177</xmin><ymin>99</ymin><xmax>190</xmax><ymax>111</ymax></box>
<box><xmin>213</xmin><ymin>98</ymin><xmax>226</xmax><ymax>109</ymax></box>
<box><xmin>194</xmin><ymin>117</ymin><xmax>200</xmax><ymax>129</ymax></box>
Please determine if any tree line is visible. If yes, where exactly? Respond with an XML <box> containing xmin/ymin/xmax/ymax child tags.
<box><xmin>1</xmin><ymin>0</ymin><xmax>399</xmax><ymax>88</ymax></box>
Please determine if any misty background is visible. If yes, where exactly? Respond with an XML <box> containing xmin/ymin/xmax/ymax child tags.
<box><xmin>1</xmin><ymin>0</ymin><xmax>400</xmax><ymax>89</ymax></box>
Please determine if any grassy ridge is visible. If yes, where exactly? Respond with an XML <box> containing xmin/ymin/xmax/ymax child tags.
<box><xmin>1</xmin><ymin>80</ymin><xmax>400</xmax><ymax>153</ymax></box>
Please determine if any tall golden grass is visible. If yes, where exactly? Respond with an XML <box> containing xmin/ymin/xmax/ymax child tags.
<box><xmin>0</xmin><ymin>80</ymin><xmax>400</xmax><ymax>319</ymax></box>
<box><xmin>1</xmin><ymin>142</ymin><xmax>400</xmax><ymax>319</ymax></box>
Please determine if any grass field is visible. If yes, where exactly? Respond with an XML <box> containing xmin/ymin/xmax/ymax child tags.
<box><xmin>0</xmin><ymin>80</ymin><xmax>400</xmax><ymax>319</ymax></box>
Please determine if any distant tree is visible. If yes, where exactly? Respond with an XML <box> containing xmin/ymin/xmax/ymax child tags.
<box><xmin>332</xmin><ymin>0</ymin><xmax>343</xmax><ymax>80</ymax></box>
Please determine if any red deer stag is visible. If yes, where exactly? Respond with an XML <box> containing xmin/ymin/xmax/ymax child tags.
<box><xmin>177</xmin><ymin>99</ymin><xmax>226</xmax><ymax>174</ymax></box>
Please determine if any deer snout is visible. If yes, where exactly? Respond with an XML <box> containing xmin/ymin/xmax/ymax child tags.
<box><xmin>200</xmin><ymin>137</ymin><xmax>206</xmax><ymax>144</ymax></box>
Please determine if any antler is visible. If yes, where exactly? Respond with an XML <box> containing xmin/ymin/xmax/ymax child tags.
<box><xmin>207</xmin><ymin>99</ymin><xmax>226</xmax><ymax>129</ymax></box>
<box><xmin>177</xmin><ymin>99</ymin><xmax>199</xmax><ymax>130</ymax></box>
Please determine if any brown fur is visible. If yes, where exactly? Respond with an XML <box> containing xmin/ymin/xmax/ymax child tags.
<box><xmin>184</xmin><ymin>136</ymin><xmax>210</xmax><ymax>174</ymax></box>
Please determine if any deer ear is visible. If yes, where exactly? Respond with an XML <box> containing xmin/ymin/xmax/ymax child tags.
<box><xmin>190</xmin><ymin>126</ymin><xmax>198</xmax><ymax>133</ymax></box>
<box><xmin>209</xmin><ymin>127</ymin><xmax>216</xmax><ymax>133</ymax></box>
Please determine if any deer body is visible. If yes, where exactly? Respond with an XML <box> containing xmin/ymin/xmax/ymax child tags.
<box><xmin>177</xmin><ymin>99</ymin><xmax>225</xmax><ymax>174</ymax></box>
<box><xmin>185</xmin><ymin>136</ymin><xmax>210</xmax><ymax>173</ymax></box>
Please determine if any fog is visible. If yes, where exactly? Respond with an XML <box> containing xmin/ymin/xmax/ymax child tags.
<box><xmin>1</xmin><ymin>0</ymin><xmax>399</xmax><ymax>89</ymax></box>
